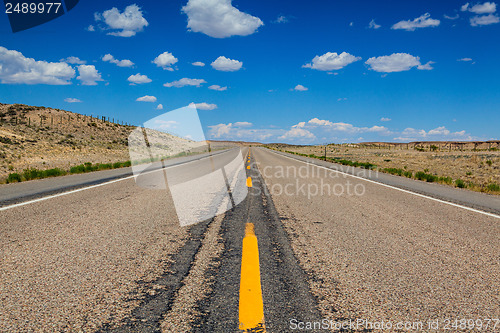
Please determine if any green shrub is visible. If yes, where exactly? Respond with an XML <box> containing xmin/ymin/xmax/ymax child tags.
<box><xmin>42</xmin><ymin>168</ymin><xmax>66</xmax><ymax>178</ymax></box>
<box><xmin>23</xmin><ymin>168</ymin><xmax>41</xmax><ymax>180</ymax></box>
<box><xmin>383</xmin><ymin>168</ymin><xmax>403</xmax><ymax>176</ymax></box>
<box><xmin>455</xmin><ymin>179</ymin><xmax>466</xmax><ymax>188</ymax></box>
<box><xmin>486</xmin><ymin>160</ymin><xmax>493</xmax><ymax>166</ymax></box>
<box><xmin>438</xmin><ymin>176</ymin><xmax>453</xmax><ymax>184</ymax></box>
<box><xmin>415</xmin><ymin>171</ymin><xmax>438</xmax><ymax>182</ymax></box>
<box><xmin>487</xmin><ymin>183</ymin><xmax>500</xmax><ymax>192</ymax></box>
<box><xmin>403</xmin><ymin>171</ymin><xmax>413</xmax><ymax>178</ymax></box>
<box><xmin>7</xmin><ymin>172</ymin><xmax>21</xmax><ymax>183</ymax></box>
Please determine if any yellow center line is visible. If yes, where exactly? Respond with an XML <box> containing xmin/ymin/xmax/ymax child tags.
<box><xmin>247</xmin><ymin>165</ymin><xmax>251</xmax><ymax>169</ymax></box>
<box><xmin>239</xmin><ymin>223</ymin><xmax>266</xmax><ymax>332</ymax></box>
<box><xmin>246</xmin><ymin>177</ymin><xmax>252</xmax><ymax>187</ymax></box>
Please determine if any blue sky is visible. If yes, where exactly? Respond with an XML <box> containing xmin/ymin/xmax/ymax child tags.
<box><xmin>0</xmin><ymin>0</ymin><xmax>499</xmax><ymax>144</ymax></box>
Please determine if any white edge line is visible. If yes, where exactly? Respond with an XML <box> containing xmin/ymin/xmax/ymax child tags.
<box><xmin>0</xmin><ymin>148</ymin><xmax>240</xmax><ymax>212</ymax></box>
<box><xmin>265</xmin><ymin>148</ymin><xmax>500</xmax><ymax>220</ymax></box>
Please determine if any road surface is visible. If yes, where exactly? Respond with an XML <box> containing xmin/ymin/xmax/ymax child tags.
<box><xmin>0</xmin><ymin>147</ymin><xmax>498</xmax><ymax>332</ymax></box>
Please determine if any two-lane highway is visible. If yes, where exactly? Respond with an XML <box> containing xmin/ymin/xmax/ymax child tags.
<box><xmin>0</xmin><ymin>146</ymin><xmax>498</xmax><ymax>332</ymax></box>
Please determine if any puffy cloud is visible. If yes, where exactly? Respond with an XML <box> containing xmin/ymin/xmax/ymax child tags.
<box><xmin>192</xmin><ymin>61</ymin><xmax>205</xmax><ymax>67</ymax></box>
<box><xmin>86</xmin><ymin>25</ymin><xmax>95</xmax><ymax>31</ymax></box>
<box><xmin>395</xmin><ymin>126</ymin><xmax>469</xmax><ymax>141</ymax></box>
<box><xmin>365</xmin><ymin>53</ymin><xmax>433</xmax><ymax>73</ymax></box>
<box><xmin>279</xmin><ymin>128</ymin><xmax>316</xmax><ymax>140</ymax></box>
<box><xmin>380</xmin><ymin>117</ymin><xmax>391</xmax><ymax>122</ymax></box>
<box><xmin>461</xmin><ymin>2</ymin><xmax>497</xmax><ymax>14</ymax></box>
<box><xmin>182</xmin><ymin>0</ymin><xmax>263</xmax><ymax>38</ymax></box>
<box><xmin>295</xmin><ymin>118</ymin><xmax>390</xmax><ymax>135</ymax></box>
<box><xmin>211</xmin><ymin>56</ymin><xmax>243</xmax><ymax>71</ymax></box>
<box><xmin>64</xmin><ymin>98</ymin><xmax>82</xmax><ymax>103</ymax></box>
<box><xmin>153</xmin><ymin>52</ymin><xmax>178</xmax><ymax>70</ymax></box>
<box><xmin>156</xmin><ymin>104</ymin><xmax>164</xmax><ymax>110</ymax></box>
<box><xmin>391</xmin><ymin>13</ymin><xmax>440</xmax><ymax>31</ymax></box>
<box><xmin>194</xmin><ymin>102</ymin><xmax>217</xmax><ymax>110</ymax></box>
<box><xmin>293</xmin><ymin>84</ymin><xmax>308</xmax><ymax>91</ymax></box>
<box><xmin>303</xmin><ymin>52</ymin><xmax>361</xmax><ymax>71</ymax></box>
<box><xmin>76</xmin><ymin>65</ymin><xmax>103</xmax><ymax>85</ymax></box>
<box><xmin>444</xmin><ymin>14</ymin><xmax>460</xmax><ymax>20</ymax></box>
<box><xmin>0</xmin><ymin>46</ymin><xmax>75</xmax><ymax>85</ymax></box>
<box><xmin>470</xmin><ymin>13</ymin><xmax>500</xmax><ymax>25</ymax></box>
<box><xmin>368</xmin><ymin>19</ymin><xmax>381</xmax><ymax>29</ymax></box>
<box><xmin>208</xmin><ymin>84</ymin><xmax>227</xmax><ymax>91</ymax></box>
<box><xmin>136</xmin><ymin>95</ymin><xmax>157</xmax><ymax>102</ymax></box>
<box><xmin>102</xmin><ymin>54</ymin><xmax>134</xmax><ymax>67</ymax></box>
<box><xmin>164</xmin><ymin>78</ymin><xmax>206</xmax><ymax>87</ymax></box>
<box><xmin>61</xmin><ymin>56</ymin><xmax>85</xmax><ymax>64</ymax></box>
<box><xmin>127</xmin><ymin>73</ymin><xmax>151</xmax><ymax>84</ymax></box>
<box><xmin>94</xmin><ymin>4</ymin><xmax>148</xmax><ymax>37</ymax></box>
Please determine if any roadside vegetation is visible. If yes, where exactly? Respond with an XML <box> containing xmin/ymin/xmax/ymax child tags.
<box><xmin>265</xmin><ymin>146</ymin><xmax>500</xmax><ymax>195</ymax></box>
<box><xmin>5</xmin><ymin>161</ymin><xmax>131</xmax><ymax>184</ymax></box>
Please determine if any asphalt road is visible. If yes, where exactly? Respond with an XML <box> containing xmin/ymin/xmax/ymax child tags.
<box><xmin>0</xmin><ymin>147</ymin><xmax>498</xmax><ymax>332</ymax></box>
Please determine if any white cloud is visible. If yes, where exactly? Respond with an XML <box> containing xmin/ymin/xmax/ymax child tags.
<box><xmin>86</xmin><ymin>25</ymin><xmax>95</xmax><ymax>31</ymax></box>
<box><xmin>461</xmin><ymin>2</ymin><xmax>497</xmax><ymax>14</ymax></box>
<box><xmin>0</xmin><ymin>46</ymin><xmax>75</xmax><ymax>85</ymax></box>
<box><xmin>391</xmin><ymin>13</ymin><xmax>440</xmax><ymax>31</ymax></box>
<box><xmin>182</xmin><ymin>0</ymin><xmax>263</xmax><ymax>38</ymax></box>
<box><xmin>211</xmin><ymin>56</ymin><xmax>243</xmax><ymax>71</ymax></box>
<box><xmin>458</xmin><ymin>57</ymin><xmax>473</xmax><ymax>61</ymax></box>
<box><xmin>274</xmin><ymin>15</ymin><xmax>288</xmax><ymax>23</ymax></box>
<box><xmin>94</xmin><ymin>4</ymin><xmax>148</xmax><ymax>37</ymax></box>
<box><xmin>337</xmin><ymin>97</ymin><xmax>347</xmax><ymax>101</ymax></box>
<box><xmin>349</xmin><ymin>22</ymin><xmax>354</xmax><ymax>27</ymax></box>
<box><xmin>365</xmin><ymin>53</ymin><xmax>433</xmax><ymax>73</ymax></box>
<box><xmin>164</xmin><ymin>78</ymin><xmax>206</xmax><ymax>88</ymax></box>
<box><xmin>368</xmin><ymin>19</ymin><xmax>381</xmax><ymax>29</ymax></box>
<box><xmin>136</xmin><ymin>95</ymin><xmax>157</xmax><ymax>102</ymax></box>
<box><xmin>279</xmin><ymin>128</ymin><xmax>316</xmax><ymax>140</ymax></box>
<box><xmin>61</xmin><ymin>56</ymin><xmax>86</xmax><ymax>64</ymax></box>
<box><xmin>303</xmin><ymin>52</ymin><xmax>361</xmax><ymax>71</ymax></box>
<box><xmin>293</xmin><ymin>84</ymin><xmax>308</xmax><ymax>91</ymax></box>
<box><xmin>77</xmin><ymin>65</ymin><xmax>103</xmax><ymax>85</ymax></box>
<box><xmin>156</xmin><ymin>104</ymin><xmax>164</xmax><ymax>110</ymax></box>
<box><xmin>380</xmin><ymin>117</ymin><xmax>391</xmax><ymax>122</ymax></box>
<box><xmin>444</xmin><ymin>14</ymin><xmax>460</xmax><ymax>20</ymax></box>
<box><xmin>208</xmin><ymin>122</ymin><xmax>276</xmax><ymax>141</ymax></box>
<box><xmin>417</xmin><ymin>61</ymin><xmax>435</xmax><ymax>70</ymax></box>
<box><xmin>194</xmin><ymin>102</ymin><xmax>217</xmax><ymax>110</ymax></box>
<box><xmin>127</xmin><ymin>73</ymin><xmax>151</xmax><ymax>84</ymax></box>
<box><xmin>395</xmin><ymin>126</ymin><xmax>470</xmax><ymax>141</ymax></box>
<box><xmin>192</xmin><ymin>61</ymin><xmax>205</xmax><ymax>67</ymax></box>
<box><xmin>101</xmin><ymin>53</ymin><xmax>134</xmax><ymax>67</ymax></box>
<box><xmin>470</xmin><ymin>13</ymin><xmax>500</xmax><ymax>25</ymax></box>
<box><xmin>64</xmin><ymin>98</ymin><xmax>82</xmax><ymax>103</ymax></box>
<box><xmin>234</xmin><ymin>121</ymin><xmax>252</xmax><ymax>127</ymax></box>
<box><xmin>153</xmin><ymin>52</ymin><xmax>178</xmax><ymax>70</ymax></box>
<box><xmin>102</xmin><ymin>54</ymin><xmax>134</xmax><ymax>67</ymax></box>
<box><xmin>208</xmin><ymin>84</ymin><xmax>228</xmax><ymax>91</ymax></box>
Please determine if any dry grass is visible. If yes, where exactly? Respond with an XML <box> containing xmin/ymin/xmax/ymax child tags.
<box><xmin>0</xmin><ymin>103</ymin><xmax>132</xmax><ymax>181</ymax></box>
<box><xmin>268</xmin><ymin>143</ymin><xmax>500</xmax><ymax>194</ymax></box>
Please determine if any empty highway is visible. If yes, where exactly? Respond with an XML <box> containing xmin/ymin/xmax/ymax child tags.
<box><xmin>0</xmin><ymin>147</ymin><xmax>498</xmax><ymax>332</ymax></box>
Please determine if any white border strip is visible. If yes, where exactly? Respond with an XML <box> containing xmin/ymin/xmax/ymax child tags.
<box><xmin>266</xmin><ymin>149</ymin><xmax>500</xmax><ymax>219</ymax></box>
<box><xmin>0</xmin><ymin>148</ymin><xmax>240</xmax><ymax>212</ymax></box>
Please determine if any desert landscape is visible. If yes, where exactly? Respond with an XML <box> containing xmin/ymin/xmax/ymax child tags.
<box><xmin>267</xmin><ymin>141</ymin><xmax>500</xmax><ymax>194</ymax></box>
<box><xmin>0</xmin><ymin>103</ymin><xmax>134</xmax><ymax>182</ymax></box>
